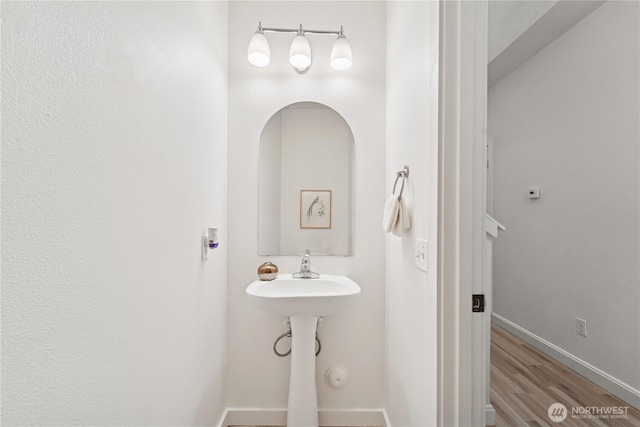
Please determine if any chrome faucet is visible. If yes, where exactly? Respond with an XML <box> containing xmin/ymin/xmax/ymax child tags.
<box><xmin>293</xmin><ymin>249</ymin><xmax>319</xmax><ymax>279</ymax></box>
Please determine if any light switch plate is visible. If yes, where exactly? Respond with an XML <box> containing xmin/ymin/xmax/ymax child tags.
<box><xmin>415</xmin><ymin>239</ymin><xmax>428</xmax><ymax>272</ymax></box>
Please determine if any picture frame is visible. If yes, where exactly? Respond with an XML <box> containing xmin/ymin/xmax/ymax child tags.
<box><xmin>300</xmin><ymin>190</ymin><xmax>332</xmax><ymax>229</ymax></box>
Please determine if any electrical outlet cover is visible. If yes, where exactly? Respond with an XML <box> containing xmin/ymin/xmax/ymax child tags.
<box><xmin>576</xmin><ymin>318</ymin><xmax>587</xmax><ymax>337</ymax></box>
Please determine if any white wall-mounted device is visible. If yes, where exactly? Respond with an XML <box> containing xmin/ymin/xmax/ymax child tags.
<box><xmin>527</xmin><ymin>187</ymin><xmax>541</xmax><ymax>199</ymax></box>
<box><xmin>202</xmin><ymin>227</ymin><xmax>219</xmax><ymax>260</ymax></box>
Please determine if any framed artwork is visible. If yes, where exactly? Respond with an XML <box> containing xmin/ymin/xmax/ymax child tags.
<box><xmin>300</xmin><ymin>190</ymin><xmax>332</xmax><ymax>229</ymax></box>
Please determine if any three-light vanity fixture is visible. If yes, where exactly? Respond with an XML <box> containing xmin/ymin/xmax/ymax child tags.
<box><xmin>247</xmin><ymin>22</ymin><xmax>352</xmax><ymax>73</ymax></box>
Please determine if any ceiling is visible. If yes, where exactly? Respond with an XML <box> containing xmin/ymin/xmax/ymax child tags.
<box><xmin>488</xmin><ymin>0</ymin><xmax>606</xmax><ymax>87</ymax></box>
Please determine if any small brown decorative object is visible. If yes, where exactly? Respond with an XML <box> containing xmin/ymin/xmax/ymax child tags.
<box><xmin>257</xmin><ymin>262</ymin><xmax>279</xmax><ymax>281</ymax></box>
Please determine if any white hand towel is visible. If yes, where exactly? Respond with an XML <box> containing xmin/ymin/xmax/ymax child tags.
<box><xmin>391</xmin><ymin>197</ymin><xmax>412</xmax><ymax>236</ymax></box>
<box><xmin>383</xmin><ymin>194</ymin><xmax>400</xmax><ymax>233</ymax></box>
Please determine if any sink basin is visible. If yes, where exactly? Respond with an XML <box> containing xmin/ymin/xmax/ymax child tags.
<box><xmin>246</xmin><ymin>273</ymin><xmax>360</xmax><ymax>317</ymax></box>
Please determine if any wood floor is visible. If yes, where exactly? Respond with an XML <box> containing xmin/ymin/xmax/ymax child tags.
<box><xmin>491</xmin><ymin>323</ymin><xmax>640</xmax><ymax>426</ymax></box>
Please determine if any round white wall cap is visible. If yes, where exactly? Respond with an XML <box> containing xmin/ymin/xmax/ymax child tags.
<box><xmin>325</xmin><ymin>365</ymin><xmax>349</xmax><ymax>388</ymax></box>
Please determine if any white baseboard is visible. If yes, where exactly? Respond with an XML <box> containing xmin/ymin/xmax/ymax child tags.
<box><xmin>217</xmin><ymin>408</ymin><xmax>388</xmax><ymax>427</ymax></box>
<box><xmin>492</xmin><ymin>313</ymin><xmax>640</xmax><ymax>410</ymax></box>
<box><xmin>485</xmin><ymin>404</ymin><xmax>496</xmax><ymax>426</ymax></box>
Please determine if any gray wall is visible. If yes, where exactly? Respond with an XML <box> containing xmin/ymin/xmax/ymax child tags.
<box><xmin>490</xmin><ymin>0</ymin><xmax>639</xmax><ymax>392</ymax></box>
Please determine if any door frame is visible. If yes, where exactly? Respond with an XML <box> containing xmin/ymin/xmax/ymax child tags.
<box><xmin>438</xmin><ymin>1</ymin><xmax>488</xmax><ymax>425</ymax></box>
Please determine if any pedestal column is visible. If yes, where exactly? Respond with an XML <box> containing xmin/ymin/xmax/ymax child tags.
<box><xmin>287</xmin><ymin>316</ymin><xmax>319</xmax><ymax>427</ymax></box>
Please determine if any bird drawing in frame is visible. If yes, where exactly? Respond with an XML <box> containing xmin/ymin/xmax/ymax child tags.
<box><xmin>306</xmin><ymin>195</ymin><xmax>320</xmax><ymax>221</ymax></box>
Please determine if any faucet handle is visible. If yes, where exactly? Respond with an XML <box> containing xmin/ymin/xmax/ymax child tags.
<box><xmin>305</xmin><ymin>249</ymin><xmax>311</xmax><ymax>256</ymax></box>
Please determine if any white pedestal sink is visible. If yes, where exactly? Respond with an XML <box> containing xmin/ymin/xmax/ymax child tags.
<box><xmin>246</xmin><ymin>274</ymin><xmax>360</xmax><ymax>427</ymax></box>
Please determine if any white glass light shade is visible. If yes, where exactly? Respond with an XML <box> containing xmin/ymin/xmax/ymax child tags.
<box><xmin>289</xmin><ymin>33</ymin><xmax>312</xmax><ymax>72</ymax></box>
<box><xmin>248</xmin><ymin>31</ymin><xmax>270</xmax><ymax>67</ymax></box>
<box><xmin>330</xmin><ymin>34</ymin><xmax>352</xmax><ymax>70</ymax></box>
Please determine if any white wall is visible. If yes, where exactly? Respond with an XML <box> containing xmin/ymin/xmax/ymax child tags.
<box><xmin>385</xmin><ymin>1</ymin><xmax>440</xmax><ymax>425</ymax></box>
<box><xmin>227</xmin><ymin>0</ymin><xmax>386</xmax><ymax>411</ymax></box>
<box><xmin>490</xmin><ymin>0</ymin><xmax>639</xmax><ymax>391</ymax></box>
<box><xmin>1</xmin><ymin>2</ymin><xmax>228</xmax><ymax>424</ymax></box>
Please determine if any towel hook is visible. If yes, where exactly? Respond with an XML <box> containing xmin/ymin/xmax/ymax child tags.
<box><xmin>393</xmin><ymin>165</ymin><xmax>410</xmax><ymax>197</ymax></box>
